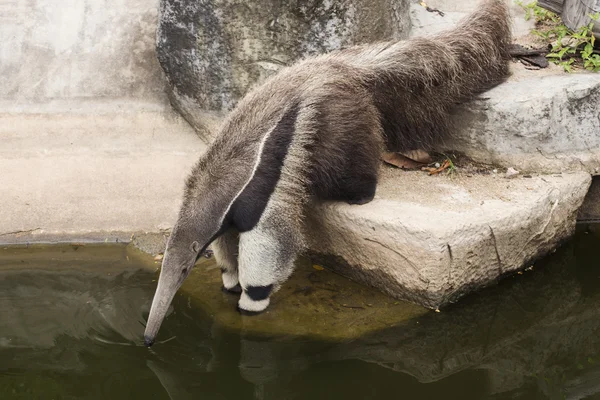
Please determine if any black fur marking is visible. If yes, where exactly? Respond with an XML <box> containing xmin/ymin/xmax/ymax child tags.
<box><xmin>308</xmin><ymin>138</ymin><xmax>379</xmax><ymax>204</ymax></box>
<box><xmin>346</xmin><ymin>191</ymin><xmax>375</xmax><ymax>205</ymax></box>
<box><xmin>221</xmin><ymin>284</ymin><xmax>242</xmax><ymax>294</ymax></box>
<box><xmin>337</xmin><ymin>172</ymin><xmax>377</xmax><ymax>205</ymax></box>
<box><xmin>245</xmin><ymin>284</ymin><xmax>273</xmax><ymax>301</ymax></box>
<box><xmin>226</xmin><ymin>103</ymin><xmax>299</xmax><ymax>232</ymax></box>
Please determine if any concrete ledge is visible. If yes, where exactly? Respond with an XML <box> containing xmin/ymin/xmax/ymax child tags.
<box><xmin>306</xmin><ymin>168</ymin><xmax>591</xmax><ymax>309</ymax></box>
<box><xmin>0</xmin><ymin>100</ymin><xmax>205</xmax><ymax>239</ymax></box>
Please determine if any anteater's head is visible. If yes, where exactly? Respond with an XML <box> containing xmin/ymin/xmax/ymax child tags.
<box><xmin>143</xmin><ymin>219</ymin><xmax>208</xmax><ymax>347</ymax></box>
<box><xmin>143</xmin><ymin>160</ymin><xmax>235</xmax><ymax>347</ymax></box>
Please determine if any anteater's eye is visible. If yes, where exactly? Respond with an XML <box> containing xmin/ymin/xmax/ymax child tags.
<box><xmin>181</xmin><ymin>267</ymin><xmax>188</xmax><ymax>275</ymax></box>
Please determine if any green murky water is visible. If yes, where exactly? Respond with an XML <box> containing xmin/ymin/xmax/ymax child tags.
<box><xmin>2</xmin><ymin>226</ymin><xmax>600</xmax><ymax>400</ymax></box>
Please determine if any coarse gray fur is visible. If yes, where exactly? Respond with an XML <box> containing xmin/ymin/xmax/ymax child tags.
<box><xmin>144</xmin><ymin>0</ymin><xmax>512</xmax><ymax>346</ymax></box>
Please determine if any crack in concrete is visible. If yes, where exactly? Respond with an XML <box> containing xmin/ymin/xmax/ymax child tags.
<box><xmin>536</xmin><ymin>147</ymin><xmax>558</xmax><ymax>160</ymax></box>
<box><xmin>364</xmin><ymin>237</ymin><xmax>430</xmax><ymax>284</ymax></box>
<box><xmin>0</xmin><ymin>228</ymin><xmax>41</xmax><ymax>237</ymax></box>
<box><xmin>446</xmin><ymin>243</ymin><xmax>453</xmax><ymax>282</ymax></box>
<box><xmin>514</xmin><ymin>194</ymin><xmax>561</xmax><ymax>263</ymax></box>
<box><xmin>441</xmin><ymin>243</ymin><xmax>455</xmax><ymax>305</ymax></box>
<box><xmin>488</xmin><ymin>225</ymin><xmax>503</xmax><ymax>276</ymax></box>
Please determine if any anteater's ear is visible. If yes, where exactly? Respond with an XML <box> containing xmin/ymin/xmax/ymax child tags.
<box><xmin>191</xmin><ymin>241</ymin><xmax>201</xmax><ymax>253</ymax></box>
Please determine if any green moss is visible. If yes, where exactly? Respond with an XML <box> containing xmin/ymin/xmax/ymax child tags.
<box><xmin>176</xmin><ymin>257</ymin><xmax>428</xmax><ymax>340</ymax></box>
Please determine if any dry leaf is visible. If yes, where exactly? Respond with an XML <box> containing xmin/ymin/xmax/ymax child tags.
<box><xmin>312</xmin><ymin>264</ymin><xmax>325</xmax><ymax>271</ymax></box>
<box><xmin>401</xmin><ymin>149</ymin><xmax>433</xmax><ymax>164</ymax></box>
<box><xmin>382</xmin><ymin>152</ymin><xmax>425</xmax><ymax>169</ymax></box>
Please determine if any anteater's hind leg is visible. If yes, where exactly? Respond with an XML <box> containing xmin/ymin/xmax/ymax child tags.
<box><xmin>236</xmin><ymin>207</ymin><xmax>302</xmax><ymax>315</ymax></box>
<box><xmin>311</xmin><ymin>146</ymin><xmax>379</xmax><ymax>206</ymax></box>
<box><xmin>308</xmin><ymin>96</ymin><xmax>382</xmax><ymax>206</ymax></box>
<box><xmin>212</xmin><ymin>228</ymin><xmax>242</xmax><ymax>294</ymax></box>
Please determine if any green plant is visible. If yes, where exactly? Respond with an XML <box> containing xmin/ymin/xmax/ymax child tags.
<box><xmin>515</xmin><ymin>0</ymin><xmax>560</xmax><ymax>23</ymax></box>
<box><xmin>515</xmin><ymin>1</ymin><xmax>600</xmax><ymax>72</ymax></box>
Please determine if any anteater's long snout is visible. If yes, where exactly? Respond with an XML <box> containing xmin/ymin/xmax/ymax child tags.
<box><xmin>144</xmin><ymin>261</ymin><xmax>187</xmax><ymax>347</ymax></box>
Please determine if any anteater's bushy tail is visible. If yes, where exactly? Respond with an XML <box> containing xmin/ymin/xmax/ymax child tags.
<box><xmin>329</xmin><ymin>0</ymin><xmax>512</xmax><ymax>151</ymax></box>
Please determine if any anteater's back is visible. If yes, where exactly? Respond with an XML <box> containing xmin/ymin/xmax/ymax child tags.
<box><xmin>321</xmin><ymin>0</ymin><xmax>512</xmax><ymax>152</ymax></box>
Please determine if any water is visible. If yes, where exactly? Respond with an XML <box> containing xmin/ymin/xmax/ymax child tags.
<box><xmin>1</xmin><ymin>226</ymin><xmax>600</xmax><ymax>400</ymax></box>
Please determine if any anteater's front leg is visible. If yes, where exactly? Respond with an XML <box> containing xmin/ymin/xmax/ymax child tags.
<box><xmin>236</xmin><ymin>211</ymin><xmax>302</xmax><ymax>315</ymax></box>
<box><xmin>212</xmin><ymin>228</ymin><xmax>242</xmax><ymax>294</ymax></box>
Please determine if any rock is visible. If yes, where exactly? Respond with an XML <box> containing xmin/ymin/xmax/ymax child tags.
<box><xmin>443</xmin><ymin>73</ymin><xmax>600</xmax><ymax>175</ymax></box>
<box><xmin>409</xmin><ymin>2</ymin><xmax>599</xmax><ymax>176</ymax></box>
<box><xmin>305</xmin><ymin>168</ymin><xmax>591</xmax><ymax>309</ymax></box>
<box><xmin>409</xmin><ymin>0</ymin><xmax>535</xmax><ymax>39</ymax></box>
<box><xmin>156</xmin><ymin>0</ymin><xmax>411</xmax><ymax>141</ymax></box>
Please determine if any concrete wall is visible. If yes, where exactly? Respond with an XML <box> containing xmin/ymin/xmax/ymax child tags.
<box><xmin>0</xmin><ymin>0</ymin><xmax>166</xmax><ymax>103</ymax></box>
<box><xmin>0</xmin><ymin>0</ymin><xmax>205</xmax><ymax>241</ymax></box>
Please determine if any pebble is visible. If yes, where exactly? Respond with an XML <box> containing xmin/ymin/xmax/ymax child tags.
<box><xmin>505</xmin><ymin>167</ymin><xmax>520</xmax><ymax>179</ymax></box>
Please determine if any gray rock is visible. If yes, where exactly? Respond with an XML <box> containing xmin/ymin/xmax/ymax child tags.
<box><xmin>443</xmin><ymin>73</ymin><xmax>600</xmax><ymax>175</ymax></box>
<box><xmin>156</xmin><ymin>0</ymin><xmax>411</xmax><ymax>141</ymax></box>
<box><xmin>306</xmin><ymin>168</ymin><xmax>591</xmax><ymax>309</ymax></box>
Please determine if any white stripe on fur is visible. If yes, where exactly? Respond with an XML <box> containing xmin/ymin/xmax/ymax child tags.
<box><xmin>218</xmin><ymin>120</ymin><xmax>276</xmax><ymax>227</ymax></box>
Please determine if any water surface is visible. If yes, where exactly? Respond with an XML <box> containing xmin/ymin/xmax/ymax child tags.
<box><xmin>2</xmin><ymin>227</ymin><xmax>600</xmax><ymax>400</ymax></box>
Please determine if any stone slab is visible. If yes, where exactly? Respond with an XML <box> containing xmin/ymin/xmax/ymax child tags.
<box><xmin>306</xmin><ymin>168</ymin><xmax>591</xmax><ymax>309</ymax></box>
<box><xmin>443</xmin><ymin>73</ymin><xmax>600</xmax><ymax>175</ymax></box>
<box><xmin>409</xmin><ymin>2</ymin><xmax>600</xmax><ymax>176</ymax></box>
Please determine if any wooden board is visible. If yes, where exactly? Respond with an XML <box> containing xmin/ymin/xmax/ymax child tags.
<box><xmin>538</xmin><ymin>0</ymin><xmax>599</xmax><ymax>38</ymax></box>
<box><xmin>562</xmin><ymin>0</ymin><xmax>600</xmax><ymax>38</ymax></box>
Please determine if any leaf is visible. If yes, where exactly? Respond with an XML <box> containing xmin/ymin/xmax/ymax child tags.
<box><xmin>382</xmin><ymin>152</ymin><xmax>427</xmax><ymax>169</ymax></box>
<box><xmin>558</xmin><ymin>47</ymin><xmax>569</xmax><ymax>58</ymax></box>
<box><xmin>401</xmin><ymin>149</ymin><xmax>433</xmax><ymax>164</ymax></box>
<box><xmin>312</xmin><ymin>264</ymin><xmax>324</xmax><ymax>271</ymax></box>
